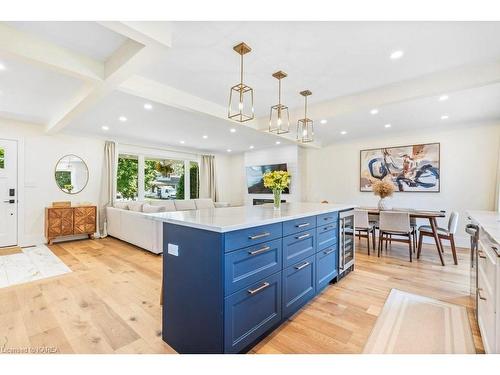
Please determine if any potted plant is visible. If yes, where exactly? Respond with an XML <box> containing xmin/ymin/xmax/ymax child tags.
<box><xmin>262</xmin><ymin>170</ymin><xmax>291</xmax><ymax>210</ymax></box>
<box><xmin>372</xmin><ymin>179</ymin><xmax>395</xmax><ymax>210</ymax></box>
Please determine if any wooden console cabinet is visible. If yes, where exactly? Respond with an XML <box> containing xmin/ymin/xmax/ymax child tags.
<box><xmin>45</xmin><ymin>205</ymin><xmax>97</xmax><ymax>244</ymax></box>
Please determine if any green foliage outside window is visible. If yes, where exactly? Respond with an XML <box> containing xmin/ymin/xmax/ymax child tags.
<box><xmin>55</xmin><ymin>171</ymin><xmax>72</xmax><ymax>188</ymax></box>
<box><xmin>117</xmin><ymin>157</ymin><xmax>138</xmax><ymax>200</ymax></box>
<box><xmin>0</xmin><ymin>147</ymin><xmax>4</xmax><ymax>169</ymax></box>
<box><xmin>176</xmin><ymin>162</ymin><xmax>199</xmax><ymax>199</ymax></box>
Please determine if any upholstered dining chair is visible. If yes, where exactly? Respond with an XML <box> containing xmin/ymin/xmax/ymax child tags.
<box><xmin>417</xmin><ymin>211</ymin><xmax>459</xmax><ymax>265</ymax></box>
<box><xmin>378</xmin><ymin>211</ymin><xmax>413</xmax><ymax>261</ymax></box>
<box><xmin>354</xmin><ymin>210</ymin><xmax>376</xmax><ymax>255</ymax></box>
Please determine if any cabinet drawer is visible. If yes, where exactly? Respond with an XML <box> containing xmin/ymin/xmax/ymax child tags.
<box><xmin>478</xmin><ymin>269</ymin><xmax>496</xmax><ymax>353</ymax></box>
<box><xmin>225</xmin><ymin>223</ymin><xmax>282</xmax><ymax>253</ymax></box>
<box><xmin>224</xmin><ymin>272</ymin><xmax>282</xmax><ymax>353</ymax></box>
<box><xmin>316</xmin><ymin>246</ymin><xmax>338</xmax><ymax>291</ymax></box>
<box><xmin>283</xmin><ymin>229</ymin><xmax>316</xmax><ymax>268</ymax></box>
<box><xmin>283</xmin><ymin>216</ymin><xmax>317</xmax><ymax>236</ymax></box>
<box><xmin>478</xmin><ymin>240</ymin><xmax>497</xmax><ymax>297</ymax></box>
<box><xmin>283</xmin><ymin>256</ymin><xmax>315</xmax><ymax>319</ymax></box>
<box><xmin>224</xmin><ymin>239</ymin><xmax>282</xmax><ymax>296</ymax></box>
<box><xmin>316</xmin><ymin>224</ymin><xmax>338</xmax><ymax>251</ymax></box>
<box><xmin>317</xmin><ymin>212</ymin><xmax>338</xmax><ymax>225</ymax></box>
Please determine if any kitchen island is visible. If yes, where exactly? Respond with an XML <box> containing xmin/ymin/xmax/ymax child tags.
<box><xmin>149</xmin><ymin>202</ymin><xmax>355</xmax><ymax>353</ymax></box>
<box><xmin>467</xmin><ymin>210</ymin><xmax>500</xmax><ymax>353</ymax></box>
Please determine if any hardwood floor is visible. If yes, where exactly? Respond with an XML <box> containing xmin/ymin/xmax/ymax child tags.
<box><xmin>0</xmin><ymin>236</ymin><xmax>482</xmax><ymax>354</ymax></box>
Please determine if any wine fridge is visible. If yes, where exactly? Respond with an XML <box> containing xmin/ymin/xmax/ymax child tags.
<box><xmin>338</xmin><ymin>209</ymin><xmax>355</xmax><ymax>278</ymax></box>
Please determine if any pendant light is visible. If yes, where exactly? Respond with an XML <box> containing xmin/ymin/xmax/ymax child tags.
<box><xmin>269</xmin><ymin>70</ymin><xmax>290</xmax><ymax>134</ymax></box>
<box><xmin>297</xmin><ymin>90</ymin><xmax>314</xmax><ymax>143</ymax></box>
<box><xmin>228</xmin><ymin>42</ymin><xmax>254</xmax><ymax>122</ymax></box>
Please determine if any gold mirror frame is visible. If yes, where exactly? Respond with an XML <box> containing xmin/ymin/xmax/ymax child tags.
<box><xmin>54</xmin><ymin>154</ymin><xmax>89</xmax><ymax>195</ymax></box>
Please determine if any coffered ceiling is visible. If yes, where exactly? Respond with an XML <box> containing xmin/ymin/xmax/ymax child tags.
<box><xmin>1</xmin><ymin>21</ymin><xmax>500</xmax><ymax>152</ymax></box>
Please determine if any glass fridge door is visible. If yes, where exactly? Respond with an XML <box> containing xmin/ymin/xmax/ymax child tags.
<box><xmin>343</xmin><ymin>214</ymin><xmax>354</xmax><ymax>266</ymax></box>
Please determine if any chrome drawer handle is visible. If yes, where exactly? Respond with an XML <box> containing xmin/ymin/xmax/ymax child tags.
<box><xmin>295</xmin><ymin>262</ymin><xmax>310</xmax><ymax>270</ymax></box>
<box><xmin>323</xmin><ymin>225</ymin><xmax>335</xmax><ymax>230</ymax></box>
<box><xmin>323</xmin><ymin>249</ymin><xmax>334</xmax><ymax>255</ymax></box>
<box><xmin>296</xmin><ymin>223</ymin><xmax>310</xmax><ymax>228</ymax></box>
<box><xmin>248</xmin><ymin>282</ymin><xmax>270</xmax><ymax>295</ymax></box>
<box><xmin>478</xmin><ymin>288</ymin><xmax>487</xmax><ymax>301</ymax></box>
<box><xmin>323</xmin><ymin>217</ymin><xmax>333</xmax><ymax>221</ymax></box>
<box><xmin>249</xmin><ymin>232</ymin><xmax>270</xmax><ymax>240</ymax></box>
<box><xmin>478</xmin><ymin>250</ymin><xmax>487</xmax><ymax>259</ymax></box>
<box><xmin>248</xmin><ymin>246</ymin><xmax>271</xmax><ymax>256</ymax></box>
<box><xmin>295</xmin><ymin>233</ymin><xmax>310</xmax><ymax>240</ymax></box>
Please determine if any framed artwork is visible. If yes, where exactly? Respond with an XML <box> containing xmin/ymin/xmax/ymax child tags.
<box><xmin>360</xmin><ymin>143</ymin><xmax>440</xmax><ymax>192</ymax></box>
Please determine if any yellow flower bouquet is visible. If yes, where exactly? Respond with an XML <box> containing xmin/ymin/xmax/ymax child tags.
<box><xmin>262</xmin><ymin>170</ymin><xmax>291</xmax><ymax>209</ymax></box>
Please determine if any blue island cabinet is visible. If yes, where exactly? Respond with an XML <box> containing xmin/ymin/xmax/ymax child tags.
<box><xmin>162</xmin><ymin>211</ymin><xmax>340</xmax><ymax>353</ymax></box>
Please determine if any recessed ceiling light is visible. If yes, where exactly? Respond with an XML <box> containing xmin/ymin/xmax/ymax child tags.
<box><xmin>119</xmin><ymin>116</ymin><xmax>127</xmax><ymax>122</ymax></box>
<box><xmin>227</xmin><ymin>149</ymin><xmax>232</xmax><ymax>153</ymax></box>
<box><xmin>179</xmin><ymin>140</ymin><xmax>185</xmax><ymax>144</ymax></box>
<box><xmin>390</xmin><ymin>50</ymin><xmax>404</xmax><ymax>60</ymax></box>
<box><xmin>370</xmin><ymin>108</ymin><xmax>379</xmax><ymax>115</ymax></box>
<box><xmin>275</xmin><ymin>141</ymin><xmax>281</xmax><ymax>145</ymax></box>
<box><xmin>0</xmin><ymin>62</ymin><xmax>6</xmax><ymax>71</ymax></box>
<box><xmin>441</xmin><ymin>115</ymin><xmax>449</xmax><ymax>120</ymax></box>
<box><xmin>249</xmin><ymin>145</ymin><xmax>254</xmax><ymax>149</ymax></box>
<box><xmin>384</xmin><ymin>124</ymin><xmax>391</xmax><ymax>128</ymax></box>
<box><xmin>144</xmin><ymin>103</ymin><xmax>153</xmax><ymax>110</ymax></box>
<box><xmin>230</xmin><ymin>128</ymin><xmax>236</xmax><ymax>133</ymax></box>
<box><xmin>340</xmin><ymin>131</ymin><xmax>347</xmax><ymax>135</ymax></box>
<box><xmin>438</xmin><ymin>95</ymin><xmax>449</xmax><ymax>102</ymax></box>
<box><xmin>202</xmin><ymin>135</ymin><xmax>208</xmax><ymax>139</ymax></box>
<box><xmin>101</xmin><ymin>125</ymin><xmax>109</xmax><ymax>131</ymax></box>
<box><xmin>320</xmin><ymin>119</ymin><xmax>328</xmax><ymax>124</ymax></box>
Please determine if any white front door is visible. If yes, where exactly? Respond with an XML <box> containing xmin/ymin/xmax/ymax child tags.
<box><xmin>0</xmin><ymin>139</ymin><xmax>17</xmax><ymax>247</ymax></box>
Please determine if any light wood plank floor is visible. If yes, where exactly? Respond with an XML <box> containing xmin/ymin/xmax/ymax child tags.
<box><xmin>0</xmin><ymin>236</ymin><xmax>482</xmax><ymax>354</ymax></box>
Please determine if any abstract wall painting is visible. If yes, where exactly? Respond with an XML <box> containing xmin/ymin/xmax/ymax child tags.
<box><xmin>360</xmin><ymin>143</ymin><xmax>440</xmax><ymax>192</ymax></box>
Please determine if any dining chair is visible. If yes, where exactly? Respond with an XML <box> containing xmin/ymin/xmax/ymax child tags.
<box><xmin>378</xmin><ymin>211</ymin><xmax>413</xmax><ymax>261</ymax></box>
<box><xmin>417</xmin><ymin>211</ymin><xmax>459</xmax><ymax>265</ymax></box>
<box><xmin>354</xmin><ymin>209</ymin><xmax>376</xmax><ymax>255</ymax></box>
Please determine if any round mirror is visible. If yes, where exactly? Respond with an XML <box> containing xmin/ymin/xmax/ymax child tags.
<box><xmin>55</xmin><ymin>154</ymin><xmax>89</xmax><ymax>195</ymax></box>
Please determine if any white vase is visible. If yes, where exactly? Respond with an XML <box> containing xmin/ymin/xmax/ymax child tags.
<box><xmin>378</xmin><ymin>197</ymin><xmax>392</xmax><ymax>210</ymax></box>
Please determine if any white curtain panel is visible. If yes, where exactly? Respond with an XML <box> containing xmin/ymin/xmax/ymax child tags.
<box><xmin>496</xmin><ymin>137</ymin><xmax>500</xmax><ymax>211</ymax></box>
<box><xmin>98</xmin><ymin>141</ymin><xmax>116</xmax><ymax>237</ymax></box>
<box><xmin>200</xmin><ymin>154</ymin><xmax>218</xmax><ymax>202</ymax></box>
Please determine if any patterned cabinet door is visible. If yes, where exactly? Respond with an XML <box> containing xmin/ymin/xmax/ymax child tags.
<box><xmin>74</xmin><ymin>206</ymin><xmax>97</xmax><ymax>234</ymax></box>
<box><xmin>48</xmin><ymin>208</ymin><xmax>74</xmax><ymax>238</ymax></box>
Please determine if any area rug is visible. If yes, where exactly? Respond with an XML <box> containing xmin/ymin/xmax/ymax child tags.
<box><xmin>0</xmin><ymin>245</ymin><xmax>71</xmax><ymax>288</ymax></box>
<box><xmin>363</xmin><ymin>289</ymin><xmax>475</xmax><ymax>354</ymax></box>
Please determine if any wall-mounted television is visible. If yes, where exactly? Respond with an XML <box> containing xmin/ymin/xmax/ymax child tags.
<box><xmin>246</xmin><ymin>163</ymin><xmax>289</xmax><ymax>194</ymax></box>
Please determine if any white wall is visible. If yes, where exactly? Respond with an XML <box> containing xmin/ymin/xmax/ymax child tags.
<box><xmin>214</xmin><ymin>152</ymin><xmax>246</xmax><ymax>206</ymax></box>
<box><xmin>243</xmin><ymin>145</ymin><xmax>301</xmax><ymax>205</ymax></box>
<box><xmin>302</xmin><ymin>122</ymin><xmax>500</xmax><ymax>246</ymax></box>
<box><xmin>0</xmin><ymin>119</ymin><xmax>104</xmax><ymax>246</ymax></box>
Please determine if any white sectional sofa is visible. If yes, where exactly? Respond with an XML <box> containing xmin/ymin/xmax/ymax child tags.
<box><xmin>106</xmin><ymin>198</ymin><xmax>229</xmax><ymax>254</ymax></box>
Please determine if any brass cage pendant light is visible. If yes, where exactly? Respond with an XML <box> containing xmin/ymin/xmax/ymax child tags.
<box><xmin>297</xmin><ymin>90</ymin><xmax>314</xmax><ymax>143</ymax></box>
<box><xmin>269</xmin><ymin>70</ymin><xmax>290</xmax><ymax>134</ymax></box>
<box><xmin>228</xmin><ymin>42</ymin><xmax>254</xmax><ymax>123</ymax></box>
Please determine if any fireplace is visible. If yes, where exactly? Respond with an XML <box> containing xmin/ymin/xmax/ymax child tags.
<box><xmin>253</xmin><ymin>198</ymin><xmax>286</xmax><ymax>205</ymax></box>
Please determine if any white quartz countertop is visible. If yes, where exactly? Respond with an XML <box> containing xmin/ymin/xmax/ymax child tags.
<box><xmin>467</xmin><ymin>210</ymin><xmax>500</xmax><ymax>244</ymax></box>
<box><xmin>147</xmin><ymin>202</ymin><xmax>355</xmax><ymax>233</ymax></box>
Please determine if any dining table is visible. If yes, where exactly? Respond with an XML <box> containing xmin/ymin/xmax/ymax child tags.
<box><xmin>358</xmin><ymin>207</ymin><xmax>447</xmax><ymax>266</ymax></box>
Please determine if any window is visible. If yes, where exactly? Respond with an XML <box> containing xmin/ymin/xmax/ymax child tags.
<box><xmin>0</xmin><ymin>147</ymin><xmax>4</xmax><ymax>169</ymax></box>
<box><xmin>115</xmin><ymin>149</ymin><xmax>199</xmax><ymax>201</ymax></box>
<box><xmin>144</xmin><ymin>158</ymin><xmax>185</xmax><ymax>200</ymax></box>
<box><xmin>116</xmin><ymin>154</ymin><xmax>138</xmax><ymax>200</ymax></box>
<box><xmin>189</xmin><ymin>161</ymin><xmax>200</xmax><ymax>199</ymax></box>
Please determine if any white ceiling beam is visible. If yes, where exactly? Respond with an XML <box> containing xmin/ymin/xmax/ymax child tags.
<box><xmin>265</xmin><ymin>59</ymin><xmax>500</xmax><ymax>130</ymax></box>
<box><xmin>0</xmin><ymin>22</ymin><xmax>104</xmax><ymax>81</ymax></box>
<box><xmin>98</xmin><ymin>21</ymin><xmax>173</xmax><ymax>49</ymax></box>
<box><xmin>45</xmin><ymin>40</ymin><xmax>146</xmax><ymax>134</ymax></box>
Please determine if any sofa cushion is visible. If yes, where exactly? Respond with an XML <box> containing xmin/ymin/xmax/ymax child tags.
<box><xmin>114</xmin><ymin>201</ymin><xmax>129</xmax><ymax>210</ymax></box>
<box><xmin>194</xmin><ymin>198</ymin><xmax>215</xmax><ymax>209</ymax></box>
<box><xmin>142</xmin><ymin>203</ymin><xmax>166</xmax><ymax>213</ymax></box>
<box><xmin>128</xmin><ymin>201</ymin><xmax>144</xmax><ymax>212</ymax></box>
<box><xmin>174</xmin><ymin>199</ymin><xmax>197</xmax><ymax>211</ymax></box>
<box><xmin>149</xmin><ymin>200</ymin><xmax>176</xmax><ymax>211</ymax></box>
